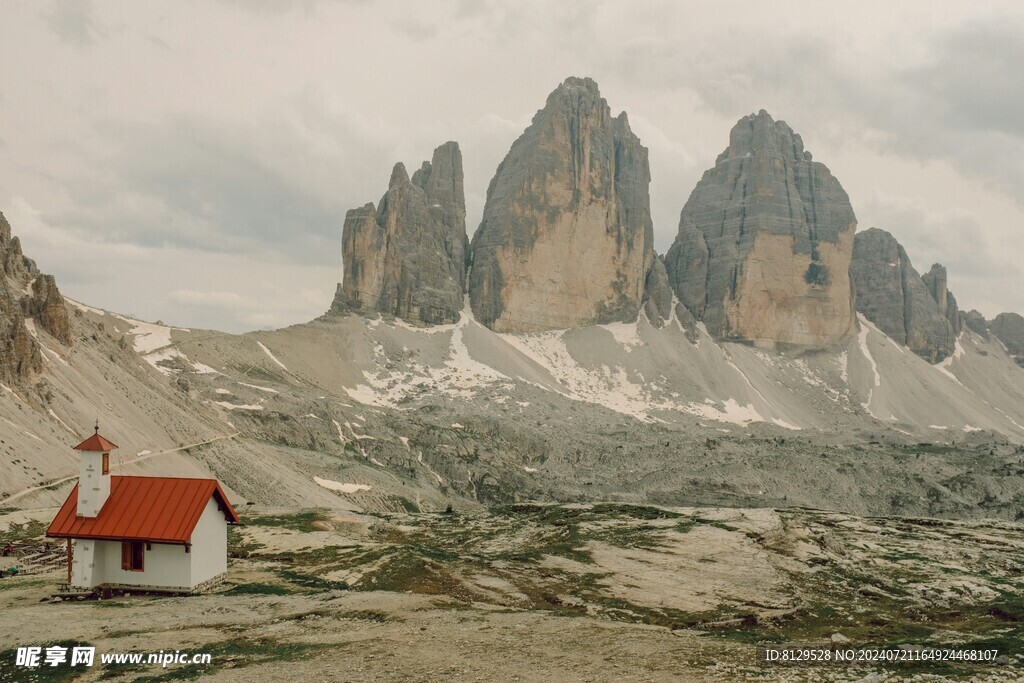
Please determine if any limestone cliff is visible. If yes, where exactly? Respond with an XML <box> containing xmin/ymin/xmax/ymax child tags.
<box><xmin>469</xmin><ymin>77</ymin><xmax>654</xmax><ymax>332</ymax></box>
<box><xmin>850</xmin><ymin>228</ymin><xmax>956</xmax><ymax>363</ymax></box>
<box><xmin>664</xmin><ymin>111</ymin><xmax>857</xmax><ymax>349</ymax></box>
<box><xmin>333</xmin><ymin>142</ymin><xmax>467</xmax><ymax>326</ymax></box>
<box><xmin>0</xmin><ymin>211</ymin><xmax>71</xmax><ymax>384</ymax></box>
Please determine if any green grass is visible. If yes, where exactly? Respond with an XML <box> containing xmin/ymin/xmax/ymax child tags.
<box><xmin>221</xmin><ymin>582</ymin><xmax>293</xmax><ymax>596</ymax></box>
<box><xmin>243</xmin><ymin>510</ymin><xmax>326</xmax><ymax>533</ymax></box>
<box><xmin>337</xmin><ymin>609</ymin><xmax>402</xmax><ymax>623</ymax></box>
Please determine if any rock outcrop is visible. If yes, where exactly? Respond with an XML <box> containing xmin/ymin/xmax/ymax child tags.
<box><xmin>922</xmin><ymin>263</ymin><xmax>962</xmax><ymax>335</ymax></box>
<box><xmin>664</xmin><ymin>110</ymin><xmax>857</xmax><ymax>349</ymax></box>
<box><xmin>990</xmin><ymin>312</ymin><xmax>1024</xmax><ymax>367</ymax></box>
<box><xmin>850</xmin><ymin>228</ymin><xmax>956</xmax><ymax>363</ymax></box>
<box><xmin>333</xmin><ymin>142</ymin><xmax>467</xmax><ymax>326</ymax></box>
<box><xmin>963</xmin><ymin>310</ymin><xmax>990</xmax><ymax>339</ymax></box>
<box><xmin>0</xmin><ymin>211</ymin><xmax>72</xmax><ymax>384</ymax></box>
<box><xmin>23</xmin><ymin>274</ymin><xmax>72</xmax><ymax>344</ymax></box>
<box><xmin>642</xmin><ymin>256</ymin><xmax>673</xmax><ymax>327</ymax></box>
<box><xmin>469</xmin><ymin>77</ymin><xmax>654</xmax><ymax>332</ymax></box>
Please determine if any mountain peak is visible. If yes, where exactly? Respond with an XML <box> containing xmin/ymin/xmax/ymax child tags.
<box><xmin>721</xmin><ymin>110</ymin><xmax>807</xmax><ymax>163</ymax></box>
<box><xmin>468</xmin><ymin>78</ymin><xmax>653</xmax><ymax>332</ymax></box>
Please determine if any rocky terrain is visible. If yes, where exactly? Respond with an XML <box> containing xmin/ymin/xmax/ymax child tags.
<box><xmin>664</xmin><ymin>111</ymin><xmax>858</xmax><ymax>349</ymax></box>
<box><xmin>469</xmin><ymin>77</ymin><xmax>654</xmax><ymax>333</ymax></box>
<box><xmin>1</xmin><ymin>504</ymin><xmax>1021</xmax><ymax>681</ymax></box>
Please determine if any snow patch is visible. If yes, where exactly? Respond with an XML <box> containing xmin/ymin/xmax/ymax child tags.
<box><xmin>417</xmin><ymin>451</ymin><xmax>444</xmax><ymax>484</ymax></box>
<box><xmin>65</xmin><ymin>298</ymin><xmax>105</xmax><ymax>316</ymax></box>
<box><xmin>215</xmin><ymin>388</ymin><xmax>232</xmax><ymax>395</ymax></box>
<box><xmin>122</xmin><ymin>318</ymin><xmax>189</xmax><ymax>354</ymax></box>
<box><xmin>314</xmin><ymin>477</ymin><xmax>371</xmax><ymax>493</ymax></box>
<box><xmin>48</xmin><ymin>409</ymin><xmax>76</xmax><ymax>434</ymax></box>
<box><xmin>213</xmin><ymin>401</ymin><xmax>264</xmax><ymax>411</ymax></box>
<box><xmin>256</xmin><ymin>341</ymin><xmax>288</xmax><ymax>371</ymax></box>
<box><xmin>856</xmin><ymin>316</ymin><xmax>882</xmax><ymax>417</ymax></box>
<box><xmin>238</xmin><ymin>382</ymin><xmax>278</xmax><ymax>394</ymax></box>
<box><xmin>935</xmin><ymin>335</ymin><xmax>965</xmax><ymax>384</ymax></box>
<box><xmin>23</xmin><ymin>319</ymin><xmax>68</xmax><ymax>365</ymax></box>
<box><xmin>331</xmin><ymin>419</ymin><xmax>347</xmax><ymax>444</ymax></box>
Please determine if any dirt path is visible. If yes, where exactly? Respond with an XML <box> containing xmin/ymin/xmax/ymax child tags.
<box><xmin>0</xmin><ymin>432</ymin><xmax>240</xmax><ymax>505</ymax></box>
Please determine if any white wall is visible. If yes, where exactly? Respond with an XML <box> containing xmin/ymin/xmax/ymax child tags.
<box><xmin>189</xmin><ymin>497</ymin><xmax>228</xmax><ymax>585</ymax></box>
<box><xmin>95</xmin><ymin>538</ymin><xmax>192</xmax><ymax>589</ymax></box>
<box><xmin>71</xmin><ymin>539</ymin><xmax>98</xmax><ymax>587</ymax></box>
<box><xmin>70</xmin><ymin>496</ymin><xmax>228</xmax><ymax>590</ymax></box>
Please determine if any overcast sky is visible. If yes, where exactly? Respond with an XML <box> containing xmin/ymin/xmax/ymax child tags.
<box><xmin>2</xmin><ymin>0</ymin><xmax>1022</xmax><ymax>332</ymax></box>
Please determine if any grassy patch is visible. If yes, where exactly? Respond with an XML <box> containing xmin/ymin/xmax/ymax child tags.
<box><xmin>275</xmin><ymin>569</ymin><xmax>348</xmax><ymax>592</ymax></box>
<box><xmin>243</xmin><ymin>510</ymin><xmax>326</xmax><ymax>533</ymax></box>
<box><xmin>337</xmin><ymin>609</ymin><xmax>402</xmax><ymax>623</ymax></box>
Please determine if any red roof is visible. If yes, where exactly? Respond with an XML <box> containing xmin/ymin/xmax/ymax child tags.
<box><xmin>74</xmin><ymin>433</ymin><xmax>119</xmax><ymax>452</ymax></box>
<box><xmin>47</xmin><ymin>476</ymin><xmax>240</xmax><ymax>544</ymax></box>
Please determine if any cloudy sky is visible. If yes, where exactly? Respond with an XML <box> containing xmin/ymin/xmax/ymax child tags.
<box><xmin>2</xmin><ymin>0</ymin><xmax>1022</xmax><ymax>332</ymax></box>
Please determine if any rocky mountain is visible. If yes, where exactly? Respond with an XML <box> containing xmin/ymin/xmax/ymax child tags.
<box><xmin>469</xmin><ymin>77</ymin><xmax>654</xmax><ymax>333</ymax></box>
<box><xmin>991</xmin><ymin>312</ymin><xmax>1024</xmax><ymax>366</ymax></box>
<box><xmin>664</xmin><ymin>110</ymin><xmax>858</xmax><ymax>349</ymax></box>
<box><xmin>850</xmin><ymin>228</ymin><xmax>958</xmax><ymax>363</ymax></box>
<box><xmin>4</xmin><ymin>76</ymin><xmax>1024</xmax><ymax>527</ymax></box>
<box><xmin>332</xmin><ymin>142</ymin><xmax>467</xmax><ymax>326</ymax></box>
<box><xmin>0</xmin><ymin>211</ymin><xmax>71</xmax><ymax>386</ymax></box>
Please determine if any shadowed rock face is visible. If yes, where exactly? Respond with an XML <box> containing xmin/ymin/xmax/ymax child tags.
<box><xmin>664</xmin><ymin>111</ymin><xmax>857</xmax><ymax>349</ymax></box>
<box><xmin>642</xmin><ymin>255</ymin><xmax>673</xmax><ymax>327</ymax></box>
<box><xmin>963</xmin><ymin>310</ymin><xmax>990</xmax><ymax>339</ymax></box>
<box><xmin>850</xmin><ymin>228</ymin><xmax>956</xmax><ymax>363</ymax></box>
<box><xmin>922</xmin><ymin>263</ymin><xmax>962</xmax><ymax>335</ymax></box>
<box><xmin>990</xmin><ymin>312</ymin><xmax>1024</xmax><ymax>367</ymax></box>
<box><xmin>0</xmin><ymin>211</ymin><xmax>71</xmax><ymax>384</ymax></box>
<box><xmin>469</xmin><ymin>77</ymin><xmax>654</xmax><ymax>333</ymax></box>
<box><xmin>334</xmin><ymin>142</ymin><xmax>467</xmax><ymax>326</ymax></box>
